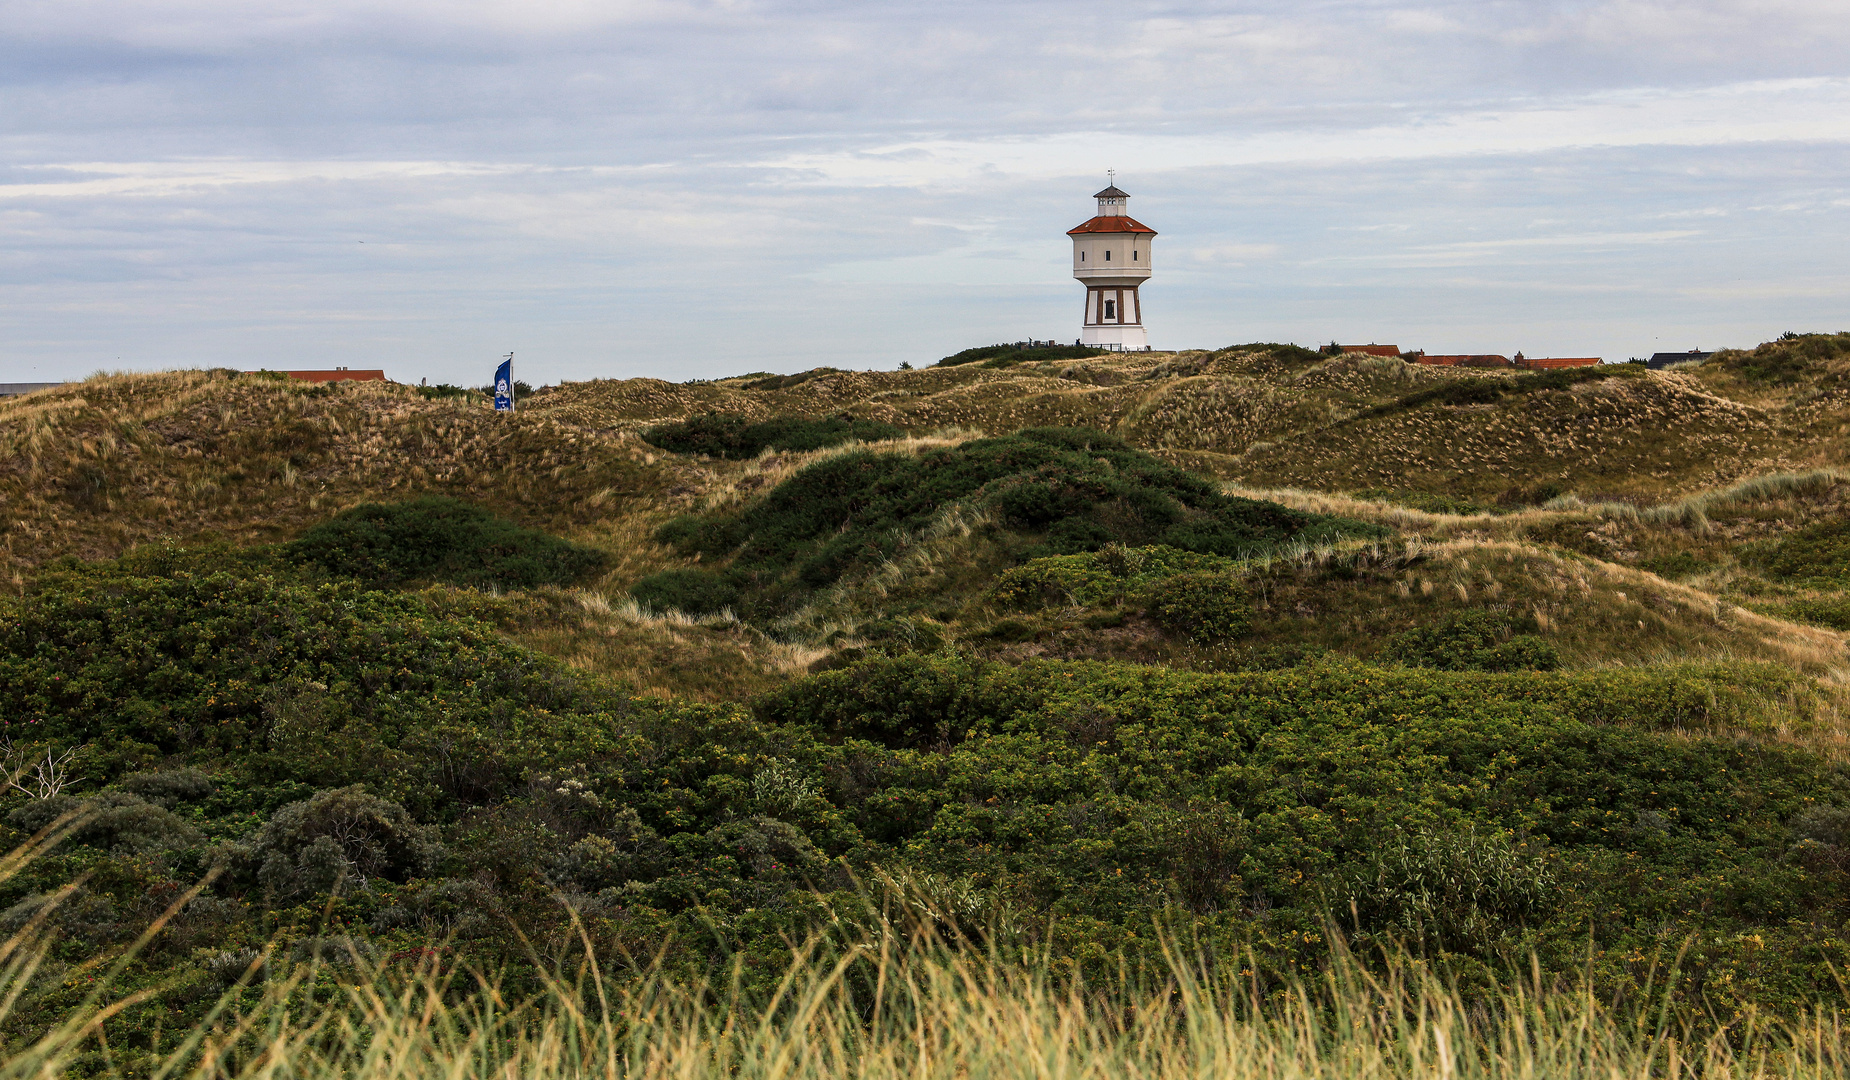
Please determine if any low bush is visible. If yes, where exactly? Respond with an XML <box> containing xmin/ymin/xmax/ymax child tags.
<box><xmin>1353</xmin><ymin>489</ymin><xmax>1498</xmax><ymax>516</ymax></box>
<box><xmin>1338</xmin><ymin>827</ymin><xmax>1556</xmax><ymax>955</ymax></box>
<box><xmin>0</xmin><ymin>566</ymin><xmax>609</xmax><ymax>810</ymax></box>
<box><xmin>1379</xmin><ymin>610</ymin><xmax>1561</xmax><ymax>671</ymax></box>
<box><xmin>1741</xmin><ymin>517</ymin><xmax>1850</xmax><ymax>585</ymax></box>
<box><xmin>935</xmin><ymin>344</ymin><xmax>1097</xmax><ymax>368</ymax></box>
<box><xmin>641</xmin><ymin>414</ymin><xmax>904</xmax><ymax>459</ymax></box>
<box><xmin>119</xmin><ymin>767</ymin><xmax>214</xmax><ymax>807</ymax></box>
<box><xmin>1353</xmin><ymin>366</ymin><xmax>1638</xmax><ymax>424</ymax></box>
<box><xmin>655</xmin><ymin>428</ymin><xmax>1381</xmax><ymax>616</ymax></box>
<box><xmin>1714</xmin><ymin>332</ymin><xmax>1850</xmax><ymax>384</ymax></box>
<box><xmin>1788</xmin><ymin>804</ymin><xmax>1850</xmax><ymax>876</ymax></box>
<box><xmin>629</xmin><ymin>567</ymin><xmax>740</xmax><ymax>615</ymax></box>
<box><xmin>1143</xmin><ymin>571</ymin><xmax>1253</xmax><ymax>642</ymax></box>
<box><xmin>4</xmin><ymin>556</ymin><xmax>1847</xmax><ymax>1029</ymax></box>
<box><xmin>1220</xmin><ymin>342</ymin><xmax>1325</xmax><ymax>363</ymax></box>
<box><xmin>416</xmin><ymin>383</ymin><xmax>480</xmax><ymax>401</ymax></box>
<box><xmin>6</xmin><ymin>792</ymin><xmax>203</xmax><ymax>854</ymax></box>
<box><xmin>225</xmin><ymin>786</ymin><xmax>444</xmax><ymax>902</ymax></box>
<box><xmin>740</xmin><ymin>368</ymin><xmax>847</xmax><ymax>391</ymax></box>
<box><xmin>1639</xmin><ymin>552</ymin><xmax>1716</xmax><ymax>579</ymax></box>
<box><xmin>990</xmin><ymin>545</ymin><xmax>1236</xmax><ymax>609</ymax></box>
<box><xmin>1766</xmin><ymin>595</ymin><xmax>1850</xmax><ymax>631</ymax></box>
<box><xmin>286</xmin><ymin>496</ymin><xmax>609</xmax><ymax>589</ymax></box>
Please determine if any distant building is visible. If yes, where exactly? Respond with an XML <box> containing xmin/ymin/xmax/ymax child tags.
<box><xmin>0</xmin><ymin>382</ymin><xmax>65</xmax><ymax>397</ymax></box>
<box><xmin>247</xmin><ymin>368</ymin><xmax>388</xmax><ymax>383</ymax></box>
<box><xmin>1322</xmin><ymin>344</ymin><xmax>1402</xmax><ymax>357</ymax></box>
<box><xmin>1070</xmin><ymin>181</ymin><xmax>1155</xmax><ymax>350</ymax></box>
<box><xmin>1646</xmin><ymin>350</ymin><xmax>1712</xmax><ymax>370</ymax></box>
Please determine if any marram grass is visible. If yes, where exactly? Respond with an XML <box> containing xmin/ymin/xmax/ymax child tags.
<box><xmin>13</xmin><ymin>936</ymin><xmax>1850</xmax><ymax>1080</ymax></box>
<box><xmin>2</xmin><ymin>831</ymin><xmax>1846</xmax><ymax>1080</ymax></box>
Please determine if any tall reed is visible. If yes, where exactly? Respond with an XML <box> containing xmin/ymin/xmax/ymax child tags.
<box><xmin>2</xmin><ymin>837</ymin><xmax>1845</xmax><ymax>1079</ymax></box>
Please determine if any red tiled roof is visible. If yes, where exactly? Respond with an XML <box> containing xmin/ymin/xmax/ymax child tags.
<box><xmin>1336</xmin><ymin>344</ymin><xmax>1401</xmax><ymax>357</ymax></box>
<box><xmin>254</xmin><ymin>369</ymin><xmax>389</xmax><ymax>383</ymax></box>
<box><xmin>1067</xmin><ymin>215</ymin><xmax>1157</xmax><ymax>235</ymax></box>
<box><xmin>1515</xmin><ymin>357</ymin><xmax>1602</xmax><ymax>369</ymax></box>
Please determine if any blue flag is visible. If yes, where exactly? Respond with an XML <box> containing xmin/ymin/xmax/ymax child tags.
<box><xmin>493</xmin><ymin>358</ymin><xmax>514</xmax><ymax>412</ymax></box>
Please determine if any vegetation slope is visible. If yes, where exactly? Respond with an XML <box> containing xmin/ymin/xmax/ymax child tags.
<box><xmin>5</xmin><ymin>335</ymin><xmax>1850</xmax><ymax>1066</ymax></box>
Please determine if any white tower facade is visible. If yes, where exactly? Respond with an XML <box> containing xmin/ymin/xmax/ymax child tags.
<box><xmin>1069</xmin><ymin>182</ymin><xmax>1156</xmax><ymax>349</ymax></box>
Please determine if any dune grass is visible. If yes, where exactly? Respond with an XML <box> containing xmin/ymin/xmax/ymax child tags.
<box><xmin>5</xmin><ymin>871</ymin><xmax>1847</xmax><ymax>1080</ymax></box>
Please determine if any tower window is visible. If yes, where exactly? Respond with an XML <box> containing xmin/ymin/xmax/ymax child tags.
<box><xmin>1104</xmin><ymin>299</ymin><xmax>1117</xmax><ymax>319</ymax></box>
<box><xmin>1105</xmin><ymin>250</ymin><xmax>1111</xmax><ymax>261</ymax></box>
<box><xmin>1080</xmin><ymin>251</ymin><xmax>1085</xmax><ymax>261</ymax></box>
<box><xmin>1133</xmin><ymin>250</ymin><xmax>1138</xmax><ymax>261</ymax></box>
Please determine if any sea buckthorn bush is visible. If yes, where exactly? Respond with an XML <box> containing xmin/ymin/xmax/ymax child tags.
<box><xmin>641</xmin><ymin>413</ymin><xmax>904</xmax><ymax>459</ymax></box>
<box><xmin>286</xmin><ymin>495</ymin><xmax>608</xmax><ymax>589</ymax></box>
<box><xmin>654</xmin><ymin>428</ymin><xmax>1380</xmax><ymax>616</ymax></box>
<box><xmin>1142</xmin><ymin>571</ymin><xmax>1253</xmax><ymax>642</ymax></box>
<box><xmin>1379</xmin><ymin>609</ymin><xmax>1561</xmax><ymax>672</ymax></box>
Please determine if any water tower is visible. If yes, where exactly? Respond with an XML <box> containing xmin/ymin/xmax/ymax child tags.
<box><xmin>1068</xmin><ymin>176</ymin><xmax>1156</xmax><ymax>349</ymax></box>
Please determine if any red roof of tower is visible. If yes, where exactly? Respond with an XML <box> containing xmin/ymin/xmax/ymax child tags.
<box><xmin>1067</xmin><ymin>216</ymin><xmax>1158</xmax><ymax>236</ymax></box>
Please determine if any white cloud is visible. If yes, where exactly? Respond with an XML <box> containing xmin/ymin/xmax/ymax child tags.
<box><xmin>0</xmin><ymin>1</ymin><xmax>1847</xmax><ymax>379</ymax></box>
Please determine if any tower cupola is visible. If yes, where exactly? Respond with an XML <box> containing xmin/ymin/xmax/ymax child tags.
<box><xmin>1068</xmin><ymin>177</ymin><xmax>1156</xmax><ymax>350</ymax></box>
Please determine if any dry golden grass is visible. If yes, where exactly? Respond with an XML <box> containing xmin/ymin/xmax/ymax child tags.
<box><xmin>9</xmin><ymin>854</ymin><xmax>1848</xmax><ymax>1080</ymax></box>
<box><xmin>14</xmin><ymin>348</ymin><xmax>1850</xmax><ymax>711</ymax></box>
<box><xmin>13</xmin><ymin>345</ymin><xmax>1850</xmax><ymax>581</ymax></box>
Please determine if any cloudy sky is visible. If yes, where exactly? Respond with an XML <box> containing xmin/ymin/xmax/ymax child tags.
<box><xmin>3</xmin><ymin>0</ymin><xmax>1848</xmax><ymax>385</ymax></box>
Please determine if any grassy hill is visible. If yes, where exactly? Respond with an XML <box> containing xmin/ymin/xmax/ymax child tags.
<box><xmin>15</xmin><ymin>342</ymin><xmax>1850</xmax><ymax>698</ymax></box>
<box><xmin>5</xmin><ymin>336</ymin><xmax>1850</xmax><ymax>1062</ymax></box>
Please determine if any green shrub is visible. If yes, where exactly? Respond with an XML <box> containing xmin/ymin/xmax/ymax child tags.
<box><xmin>548</xmin><ymin>807</ymin><xmax>668</xmax><ymax>891</ymax></box>
<box><xmin>935</xmin><ymin>344</ymin><xmax>1097</xmax><ymax>368</ymax></box>
<box><xmin>856</xmin><ymin>617</ymin><xmax>947</xmax><ymax>653</ymax></box>
<box><xmin>656</xmin><ymin>428</ymin><xmax>1381</xmax><ymax>616</ymax></box>
<box><xmin>229</xmin><ymin>786</ymin><xmax>443</xmax><ymax>902</ymax></box>
<box><xmin>990</xmin><ymin>545</ymin><xmax>1236</xmax><ymax>609</ymax></box>
<box><xmin>629</xmin><ymin>567</ymin><xmax>740</xmax><ymax>615</ymax></box>
<box><xmin>1788</xmin><ymin>805</ymin><xmax>1850</xmax><ymax>875</ymax></box>
<box><xmin>1353</xmin><ymin>489</ymin><xmax>1498</xmax><ymax>515</ymax></box>
<box><xmin>1714</xmin><ymin>332</ymin><xmax>1850</xmax><ymax>384</ymax></box>
<box><xmin>0</xmin><ymin>567</ymin><xmax>607</xmax><ymax>811</ymax></box>
<box><xmin>1220</xmin><ymin>342</ymin><xmax>1325</xmax><ymax>363</ymax></box>
<box><xmin>1742</xmin><ymin>518</ymin><xmax>1850</xmax><ymax>585</ymax></box>
<box><xmin>740</xmin><ymin>368</ymin><xmax>847</xmax><ymax>391</ymax></box>
<box><xmin>1379</xmin><ymin>610</ymin><xmax>1561</xmax><ymax>671</ymax></box>
<box><xmin>641</xmin><ymin>414</ymin><xmax>904</xmax><ymax>459</ymax></box>
<box><xmin>119</xmin><ymin>767</ymin><xmax>214</xmax><ymax>807</ymax></box>
<box><xmin>1766</xmin><ymin>595</ymin><xmax>1850</xmax><ymax>631</ymax></box>
<box><xmin>1338</xmin><ymin>828</ymin><xmax>1556</xmax><ymax>956</ymax></box>
<box><xmin>286</xmin><ymin>496</ymin><xmax>608</xmax><ymax>589</ymax></box>
<box><xmin>1227</xmin><ymin>643</ymin><xmax>1328</xmax><ymax>670</ymax></box>
<box><xmin>6</xmin><ymin>791</ymin><xmax>204</xmax><ymax>853</ymax></box>
<box><xmin>1640</xmin><ymin>552</ymin><xmax>1716</xmax><ymax>579</ymax></box>
<box><xmin>1143</xmin><ymin>572</ymin><xmax>1253</xmax><ymax>642</ymax></box>
<box><xmin>1354</xmin><ymin>365</ymin><xmax>1637</xmax><ymax>424</ymax></box>
<box><xmin>416</xmin><ymin>383</ymin><xmax>480</xmax><ymax>401</ymax></box>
